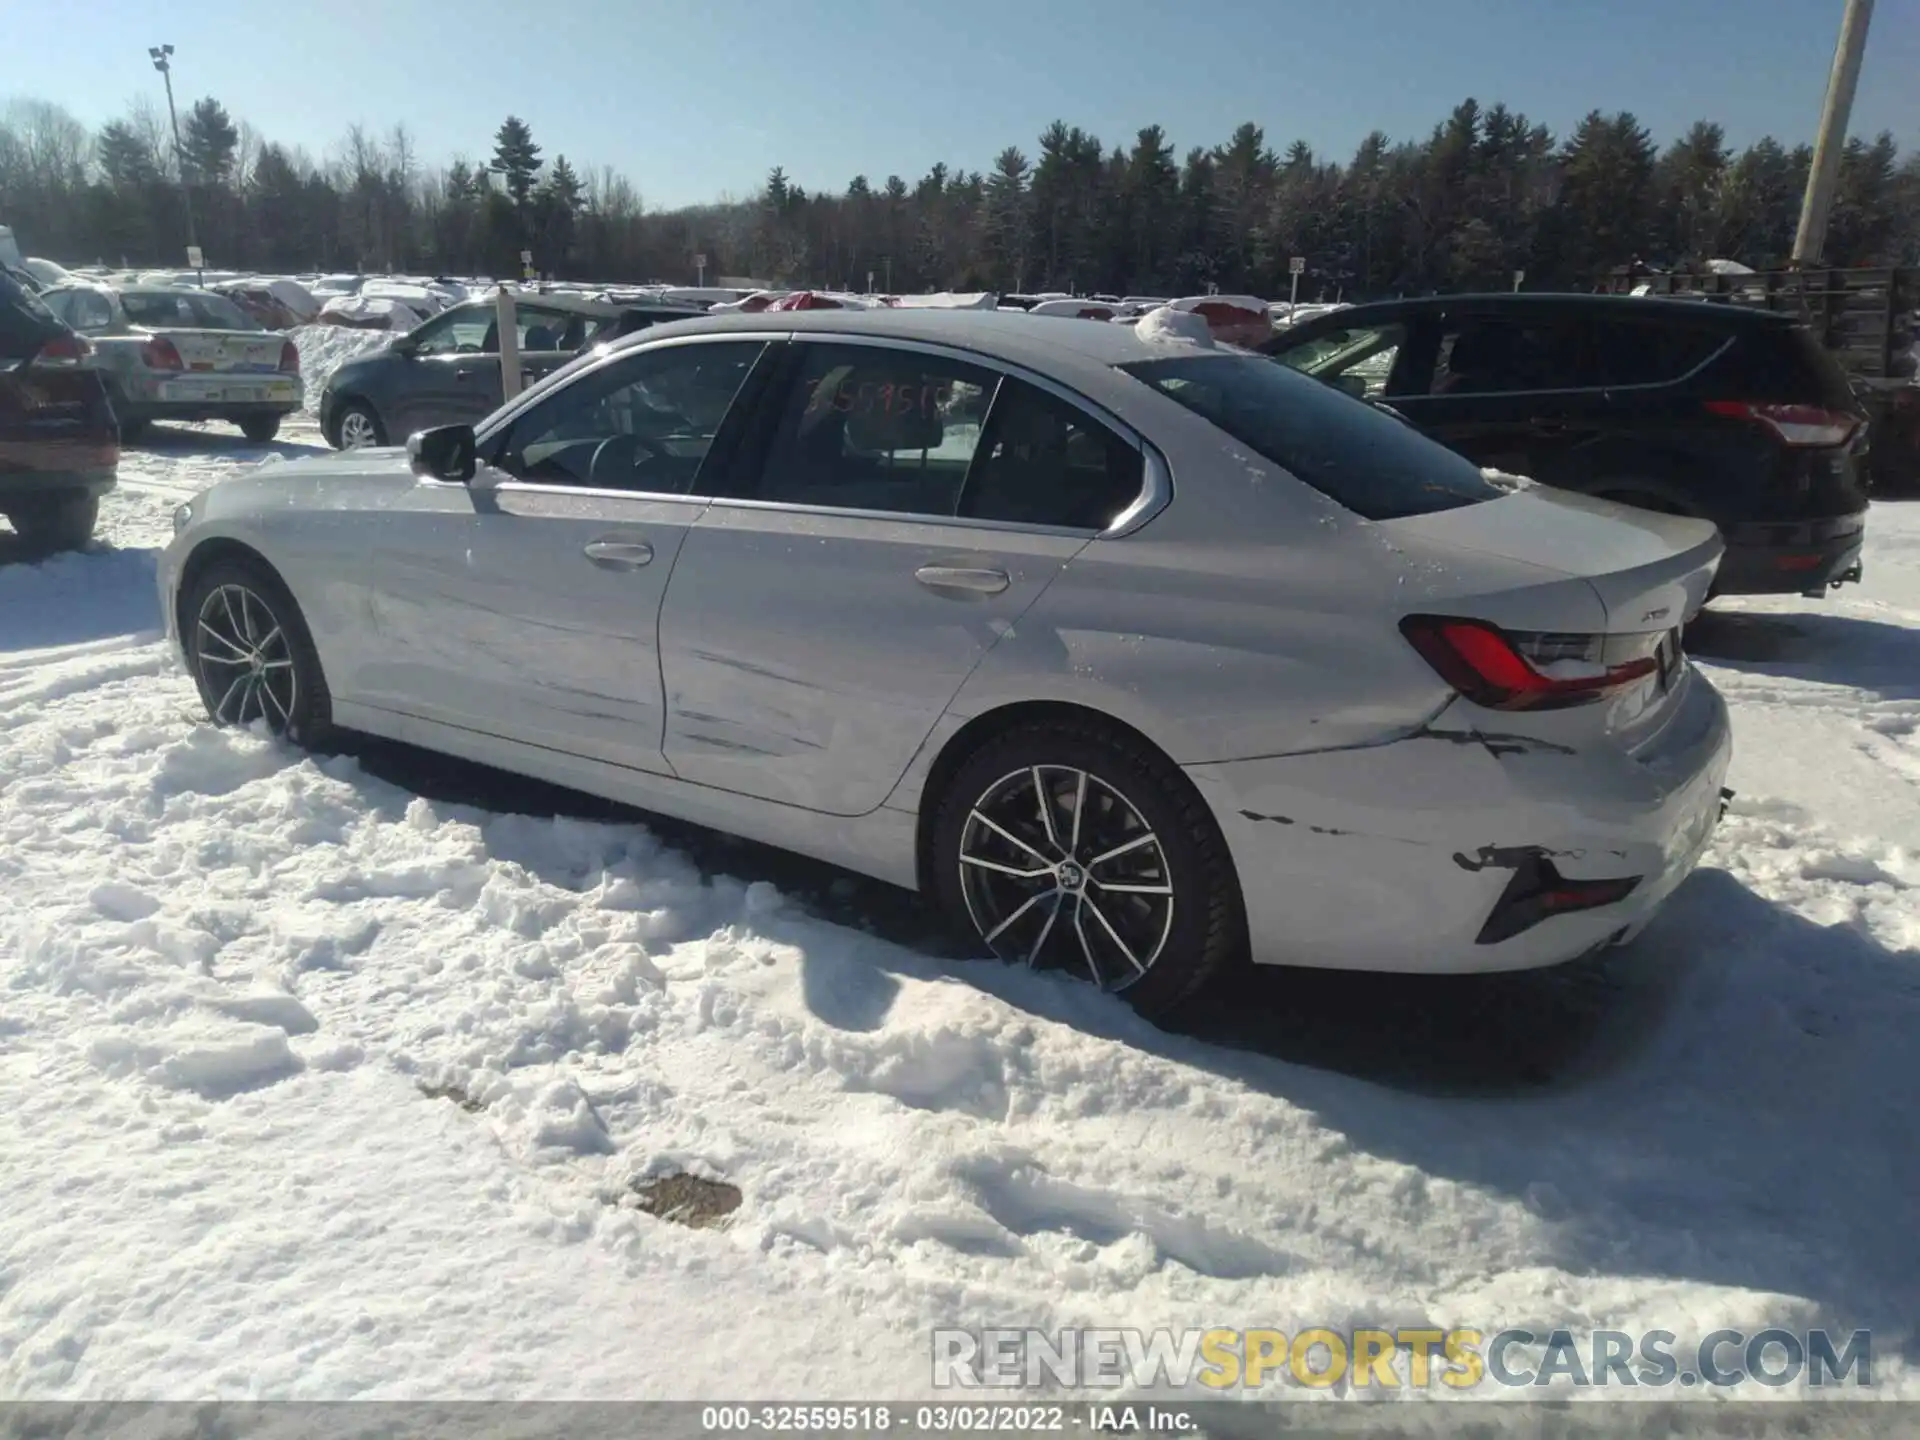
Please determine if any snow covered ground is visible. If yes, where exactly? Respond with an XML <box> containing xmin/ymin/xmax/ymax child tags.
<box><xmin>2</xmin><ymin>429</ymin><xmax>1917</xmax><ymax>1405</ymax></box>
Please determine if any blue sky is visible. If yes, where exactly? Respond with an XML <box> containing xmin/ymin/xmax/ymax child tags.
<box><xmin>3</xmin><ymin>0</ymin><xmax>1915</xmax><ymax>209</ymax></box>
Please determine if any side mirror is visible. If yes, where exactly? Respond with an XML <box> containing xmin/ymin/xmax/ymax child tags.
<box><xmin>408</xmin><ymin>424</ymin><xmax>477</xmax><ymax>483</ymax></box>
<box><xmin>1332</xmin><ymin>374</ymin><xmax>1368</xmax><ymax>400</ymax></box>
<box><xmin>389</xmin><ymin>333</ymin><xmax>419</xmax><ymax>357</ymax></box>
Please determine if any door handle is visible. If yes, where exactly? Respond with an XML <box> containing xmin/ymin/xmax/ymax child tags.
<box><xmin>1529</xmin><ymin>417</ymin><xmax>1569</xmax><ymax>434</ymax></box>
<box><xmin>583</xmin><ymin>538</ymin><xmax>654</xmax><ymax>569</ymax></box>
<box><xmin>454</xmin><ymin>370</ymin><xmax>475</xmax><ymax>382</ymax></box>
<box><xmin>915</xmin><ymin>565</ymin><xmax>1009</xmax><ymax>595</ymax></box>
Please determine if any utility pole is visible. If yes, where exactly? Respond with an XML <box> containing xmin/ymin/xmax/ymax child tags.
<box><xmin>1792</xmin><ymin>0</ymin><xmax>1874</xmax><ymax>265</ymax></box>
<box><xmin>148</xmin><ymin>45</ymin><xmax>199</xmax><ymax>258</ymax></box>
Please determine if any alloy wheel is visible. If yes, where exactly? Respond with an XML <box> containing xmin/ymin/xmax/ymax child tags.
<box><xmin>194</xmin><ymin>583</ymin><xmax>299</xmax><ymax>729</ymax></box>
<box><xmin>338</xmin><ymin>409</ymin><xmax>378</xmax><ymax>448</ymax></box>
<box><xmin>957</xmin><ymin>765</ymin><xmax>1176</xmax><ymax>990</ymax></box>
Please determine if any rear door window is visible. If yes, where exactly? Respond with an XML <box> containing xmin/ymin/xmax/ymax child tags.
<box><xmin>1587</xmin><ymin>320</ymin><xmax>1728</xmax><ymax>387</ymax></box>
<box><xmin>750</xmin><ymin>343</ymin><xmax>999</xmax><ymax>517</ymax></box>
<box><xmin>1429</xmin><ymin>317</ymin><xmax>1587</xmax><ymax>395</ymax></box>
<box><xmin>1268</xmin><ymin>322</ymin><xmax>1408</xmax><ymax>400</ymax></box>
<box><xmin>1121</xmin><ymin>353</ymin><xmax>1499</xmax><ymax>520</ymax></box>
<box><xmin>959</xmin><ymin>378</ymin><xmax>1144</xmax><ymax>530</ymax></box>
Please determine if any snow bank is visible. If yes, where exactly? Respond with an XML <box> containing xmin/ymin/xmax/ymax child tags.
<box><xmin>8</xmin><ymin>453</ymin><xmax>1920</xmax><ymax>1399</ymax></box>
<box><xmin>290</xmin><ymin>323</ymin><xmax>394</xmax><ymax>411</ymax></box>
<box><xmin>1706</xmin><ymin>258</ymin><xmax>1757</xmax><ymax>275</ymax></box>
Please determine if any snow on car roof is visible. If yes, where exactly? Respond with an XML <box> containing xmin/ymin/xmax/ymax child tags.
<box><xmin>621</xmin><ymin>306</ymin><xmax>1238</xmax><ymax>371</ymax></box>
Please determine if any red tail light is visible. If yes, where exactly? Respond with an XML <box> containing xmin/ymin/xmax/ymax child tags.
<box><xmin>142</xmin><ymin>336</ymin><xmax>185</xmax><ymax>372</ymax></box>
<box><xmin>1400</xmin><ymin>616</ymin><xmax>1663</xmax><ymax>711</ymax></box>
<box><xmin>31</xmin><ymin>333</ymin><xmax>91</xmax><ymax>367</ymax></box>
<box><xmin>279</xmin><ymin>339</ymin><xmax>301</xmax><ymax>374</ymax></box>
<box><xmin>1704</xmin><ymin>400</ymin><xmax>1858</xmax><ymax>448</ymax></box>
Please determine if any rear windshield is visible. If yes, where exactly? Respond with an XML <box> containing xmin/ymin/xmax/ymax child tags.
<box><xmin>1119</xmin><ymin>353</ymin><xmax>1500</xmax><ymax>520</ymax></box>
<box><xmin>1707</xmin><ymin>324</ymin><xmax>1861</xmax><ymax>409</ymax></box>
<box><xmin>123</xmin><ymin>290</ymin><xmax>263</xmax><ymax>331</ymax></box>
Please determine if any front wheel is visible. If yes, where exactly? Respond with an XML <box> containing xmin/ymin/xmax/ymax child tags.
<box><xmin>330</xmin><ymin>400</ymin><xmax>384</xmax><ymax>450</ymax></box>
<box><xmin>181</xmin><ymin>558</ymin><xmax>332</xmax><ymax>744</ymax></box>
<box><xmin>7</xmin><ymin>494</ymin><xmax>98</xmax><ymax>553</ymax></box>
<box><xmin>239</xmin><ymin>414</ymin><xmax>282</xmax><ymax>443</ymax></box>
<box><xmin>929</xmin><ymin>718</ymin><xmax>1245</xmax><ymax>1021</ymax></box>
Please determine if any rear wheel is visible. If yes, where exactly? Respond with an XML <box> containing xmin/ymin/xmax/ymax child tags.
<box><xmin>331</xmin><ymin>400</ymin><xmax>383</xmax><ymax>450</ymax></box>
<box><xmin>7</xmin><ymin>495</ymin><xmax>98</xmax><ymax>552</ymax></box>
<box><xmin>929</xmin><ymin>717</ymin><xmax>1244</xmax><ymax>1021</ymax></box>
<box><xmin>239</xmin><ymin>414</ymin><xmax>281</xmax><ymax>443</ymax></box>
<box><xmin>181</xmin><ymin>557</ymin><xmax>332</xmax><ymax>745</ymax></box>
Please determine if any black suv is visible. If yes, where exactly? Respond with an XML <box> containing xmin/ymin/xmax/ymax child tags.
<box><xmin>1</xmin><ymin>269</ymin><xmax>117</xmax><ymax>552</ymax></box>
<box><xmin>1262</xmin><ymin>294</ymin><xmax>1871</xmax><ymax>597</ymax></box>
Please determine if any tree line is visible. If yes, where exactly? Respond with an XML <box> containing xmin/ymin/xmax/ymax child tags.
<box><xmin>1</xmin><ymin>93</ymin><xmax>1916</xmax><ymax>301</ymax></box>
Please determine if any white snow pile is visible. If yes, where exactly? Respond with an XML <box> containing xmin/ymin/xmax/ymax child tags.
<box><xmin>1706</xmin><ymin>258</ymin><xmax>1758</xmax><ymax>275</ymax></box>
<box><xmin>1132</xmin><ymin>304</ymin><xmax>1217</xmax><ymax>347</ymax></box>
<box><xmin>289</xmin><ymin>324</ymin><xmax>394</xmax><ymax>412</ymax></box>
<box><xmin>2</xmin><ymin>437</ymin><xmax>1919</xmax><ymax>1401</ymax></box>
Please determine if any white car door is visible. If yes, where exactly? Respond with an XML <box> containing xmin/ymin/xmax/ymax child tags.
<box><xmin>656</xmin><ymin>337</ymin><xmax>1154</xmax><ymax>816</ymax></box>
<box><xmin>357</xmin><ymin>337</ymin><xmax>772</xmax><ymax>773</ymax></box>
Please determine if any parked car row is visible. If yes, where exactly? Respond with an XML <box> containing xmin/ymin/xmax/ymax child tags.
<box><xmin>163</xmin><ymin>306</ymin><xmax>1735</xmax><ymax>1020</ymax></box>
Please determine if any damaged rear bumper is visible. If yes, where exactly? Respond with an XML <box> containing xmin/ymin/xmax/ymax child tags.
<box><xmin>1183</xmin><ymin>674</ymin><xmax>1733</xmax><ymax>974</ymax></box>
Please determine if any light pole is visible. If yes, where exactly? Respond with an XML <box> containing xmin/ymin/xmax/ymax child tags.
<box><xmin>1792</xmin><ymin>0</ymin><xmax>1875</xmax><ymax>265</ymax></box>
<box><xmin>148</xmin><ymin>44</ymin><xmax>199</xmax><ymax>257</ymax></box>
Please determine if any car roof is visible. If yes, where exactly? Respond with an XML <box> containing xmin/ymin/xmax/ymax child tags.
<box><xmin>605</xmin><ymin>307</ymin><xmax>1222</xmax><ymax>370</ymax></box>
<box><xmin>1293</xmin><ymin>291</ymin><xmax>1797</xmax><ymax>329</ymax></box>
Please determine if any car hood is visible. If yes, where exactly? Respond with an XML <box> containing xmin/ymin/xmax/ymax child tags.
<box><xmin>1376</xmin><ymin>485</ymin><xmax>1724</xmax><ymax>630</ymax></box>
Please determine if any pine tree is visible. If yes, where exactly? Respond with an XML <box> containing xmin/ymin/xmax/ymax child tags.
<box><xmin>489</xmin><ymin>116</ymin><xmax>542</xmax><ymax>208</ymax></box>
<box><xmin>981</xmin><ymin>147</ymin><xmax>1031</xmax><ymax>290</ymax></box>
<box><xmin>181</xmin><ymin>97</ymin><xmax>239</xmax><ymax>185</ymax></box>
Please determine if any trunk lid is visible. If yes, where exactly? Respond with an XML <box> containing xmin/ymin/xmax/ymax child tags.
<box><xmin>1379</xmin><ymin>486</ymin><xmax>1724</xmax><ymax>752</ymax></box>
<box><xmin>140</xmin><ymin>326</ymin><xmax>287</xmax><ymax>376</ymax></box>
<box><xmin>1379</xmin><ymin>484</ymin><xmax>1722</xmax><ymax>632</ymax></box>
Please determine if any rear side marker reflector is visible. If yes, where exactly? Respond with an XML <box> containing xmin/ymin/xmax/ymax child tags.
<box><xmin>1704</xmin><ymin>400</ymin><xmax>1859</xmax><ymax>448</ymax></box>
<box><xmin>1477</xmin><ymin>854</ymin><xmax>1640</xmax><ymax>945</ymax></box>
<box><xmin>1400</xmin><ymin>615</ymin><xmax>1666</xmax><ymax>711</ymax></box>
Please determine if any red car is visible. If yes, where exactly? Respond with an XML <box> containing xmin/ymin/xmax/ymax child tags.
<box><xmin>0</xmin><ymin>270</ymin><xmax>117</xmax><ymax>551</ymax></box>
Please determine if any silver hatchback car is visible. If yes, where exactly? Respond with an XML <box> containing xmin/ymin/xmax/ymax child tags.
<box><xmin>161</xmin><ymin>309</ymin><xmax>1731</xmax><ymax>1020</ymax></box>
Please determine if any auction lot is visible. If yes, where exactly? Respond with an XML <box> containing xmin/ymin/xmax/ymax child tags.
<box><xmin>1</xmin><ymin>417</ymin><xmax>1917</xmax><ymax>1399</ymax></box>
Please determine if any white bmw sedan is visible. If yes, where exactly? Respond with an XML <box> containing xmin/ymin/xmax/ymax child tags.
<box><xmin>160</xmin><ymin>309</ymin><xmax>1732</xmax><ymax>1020</ymax></box>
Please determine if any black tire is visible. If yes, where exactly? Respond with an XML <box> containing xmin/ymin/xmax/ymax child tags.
<box><xmin>329</xmin><ymin>400</ymin><xmax>384</xmax><ymax>450</ymax></box>
<box><xmin>118</xmin><ymin>416</ymin><xmax>152</xmax><ymax>443</ymax></box>
<box><xmin>181</xmin><ymin>555</ymin><xmax>333</xmax><ymax>746</ymax></box>
<box><xmin>8</xmin><ymin>495</ymin><xmax>98</xmax><ymax>553</ymax></box>
<box><xmin>239</xmin><ymin>414</ymin><xmax>281</xmax><ymax>443</ymax></box>
<box><xmin>929</xmin><ymin>717</ymin><xmax>1245</xmax><ymax>1021</ymax></box>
